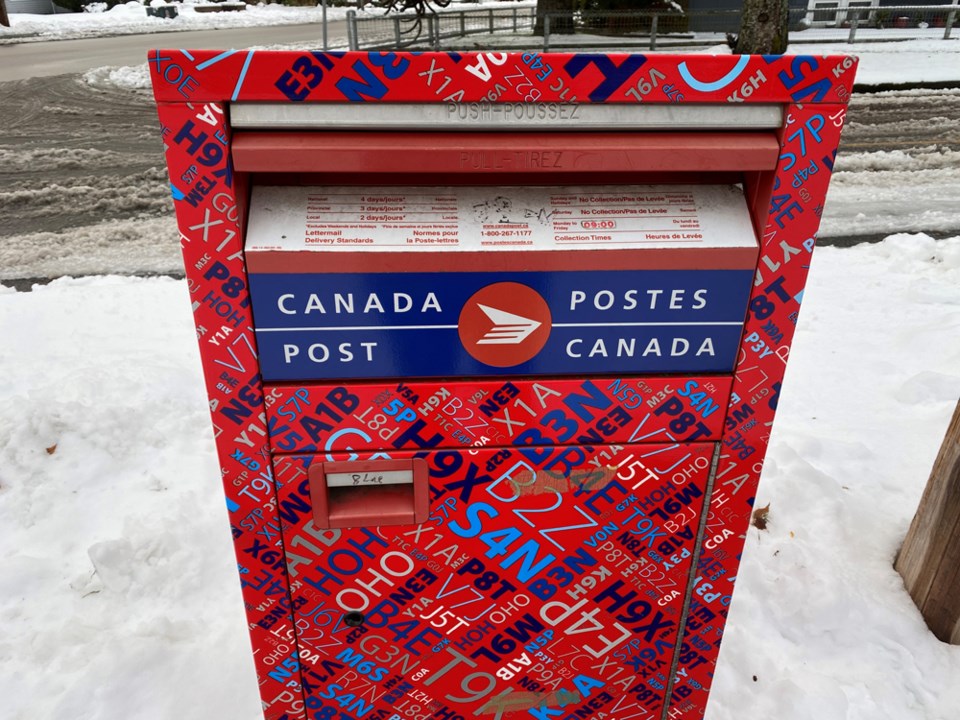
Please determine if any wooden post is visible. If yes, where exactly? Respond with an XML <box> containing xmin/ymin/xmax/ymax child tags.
<box><xmin>895</xmin><ymin>399</ymin><xmax>960</xmax><ymax>644</ymax></box>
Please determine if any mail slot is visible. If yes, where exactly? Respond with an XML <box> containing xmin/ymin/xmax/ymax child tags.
<box><xmin>310</xmin><ymin>458</ymin><xmax>431</xmax><ymax>529</ymax></box>
<box><xmin>150</xmin><ymin>51</ymin><xmax>856</xmax><ymax>720</ymax></box>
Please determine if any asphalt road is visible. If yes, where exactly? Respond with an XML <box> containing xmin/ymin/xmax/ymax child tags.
<box><xmin>0</xmin><ymin>21</ymin><xmax>348</xmax><ymax>82</ymax></box>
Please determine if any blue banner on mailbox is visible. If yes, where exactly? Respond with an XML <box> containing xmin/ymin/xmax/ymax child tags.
<box><xmin>248</xmin><ymin>270</ymin><xmax>753</xmax><ymax>380</ymax></box>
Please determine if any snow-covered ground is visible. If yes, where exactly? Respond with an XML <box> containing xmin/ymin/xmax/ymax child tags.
<box><xmin>1</xmin><ymin>0</ymin><xmax>349</xmax><ymax>41</ymax></box>
<box><xmin>2</xmin><ymin>10</ymin><xmax>960</xmax><ymax>720</ymax></box>
<box><xmin>1</xmin><ymin>235</ymin><xmax>959</xmax><ymax>719</ymax></box>
<box><xmin>821</xmin><ymin>141</ymin><xmax>960</xmax><ymax>238</ymax></box>
<box><xmin>3</xmin><ymin>0</ymin><xmax>960</xmax><ymax>91</ymax></box>
<box><xmin>0</xmin><ymin>0</ymin><xmax>534</xmax><ymax>42</ymax></box>
<box><xmin>793</xmin><ymin>38</ymin><xmax>960</xmax><ymax>86</ymax></box>
<box><xmin>805</xmin><ymin>37</ymin><xmax>957</xmax><ymax>89</ymax></box>
<box><xmin>6</xmin><ymin>10</ymin><xmax>955</xmax><ymax>90</ymax></box>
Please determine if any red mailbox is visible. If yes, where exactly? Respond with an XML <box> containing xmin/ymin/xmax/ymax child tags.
<box><xmin>150</xmin><ymin>50</ymin><xmax>856</xmax><ymax>720</ymax></box>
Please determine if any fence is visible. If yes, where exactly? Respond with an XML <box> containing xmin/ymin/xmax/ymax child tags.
<box><xmin>347</xmin><ymin>4</ymin><xmax>958</xmax><ymax>51</ymax></box>
<box><xmin>793</xmin><ymin>4</ymin><xmax>958</xmax><ymax>42</ymax></box>
<box><xmin>347</xmin><ymin>6</ymin><xmax>537</xmax><ymax>50</ymax></box>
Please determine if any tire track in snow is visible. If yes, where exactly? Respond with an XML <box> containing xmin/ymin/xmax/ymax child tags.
<box><xmin>0</xmin><ymin>74</ymin><xmax>958</xmax><ymax>280</ymax></box>
<box><xmin>0</xmin><ymin>73</ymin><xmax>180</xmax><ymax>278</ymax></box>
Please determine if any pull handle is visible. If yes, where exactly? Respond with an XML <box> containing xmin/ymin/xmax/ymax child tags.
<box><xmin>309</xmin><ymin>458</ymin><xmax>430</xmax><ymax>529</ymax></box>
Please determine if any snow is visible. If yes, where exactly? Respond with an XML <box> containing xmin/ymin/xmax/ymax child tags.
<box><xmin>0</xmin><ymin>0</ymin><xmax>351</xmax><ymax>41</ymax></box>
<box><xmin>0</xmin><ymin>276</ymin><xmax>262</xmax><ymax>719</ymax></box>
<box><xmin>83</xmin><ymin>63</ymin><xmax>152</xmax><ymax>91</ymax></box>
<box><xmin>1</xmin><ymin>235</ymin><xmax>959</xmax><ymax>719</ymax></box>
<box><xmin>0</xmin><ymin>0</ymin><xmax>534</xmax><ymax>43</ymax></box>
<box><xmin>4</xmin><ymin>1</ymin><xmax>960</xmax><ymax>87</ymax></box>
<box><xmin>791</xmin><ymin>39</ymin><xmax>960</xmax><ymax>86</ymax></box>
<box><xmin>823</xmin><ymin>142</ymin><xmax>960</xmax><ymax>237</ymax></box>
<box><xmin>0</xmin><ymin>146</ymin><xmax>128</xmax><ymax>171</ymax></box>
<box><xmin>707</xmin><ymin>234</ymin><xmax>960</xmax><ymax>720</ymax></box>
<box><xmin>0</xmin><ymin>216</ymin><xmax>181</xmax><ymax>280</ymax></box>
<box><xmin>2</xmin><ymin>9</ymin><xmax>960</xmax><ymax>720</ymax></box>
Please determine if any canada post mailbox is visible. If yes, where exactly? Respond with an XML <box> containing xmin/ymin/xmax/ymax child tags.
<box><xmin>150</xmin><ymin>51</ymin><xmax>856</xmax><ymax>720</ymax></box>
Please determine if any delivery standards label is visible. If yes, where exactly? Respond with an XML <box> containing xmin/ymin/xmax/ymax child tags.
<box><xmin>245</xmin><ymin>184</ymin><xmax>756</xmax><ymax>252</ymax></box>
<box><xmin>248</xmin><ymin>270</ymin><xmax>754</xmax><ymax>380</ymax></box>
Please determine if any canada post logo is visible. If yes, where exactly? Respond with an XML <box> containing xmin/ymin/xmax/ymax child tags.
<box><xmin>247</xmin><ymin>269</ymin><xmax>756</xmax><ymax>380</ymax></box>
<box><xmin>458</xmin><ymin>282</ymin><xmax>552</xmax><ymax>367</ymax></box>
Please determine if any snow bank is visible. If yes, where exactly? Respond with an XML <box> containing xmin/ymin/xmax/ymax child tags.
<box><xmin>1</xmin><ymin>234</ymin><xmax>959</xmax><ymax>718</ymax></box>
<box><xmin>0</xmin><ymin>216</ymin><xmax>182</xmax><ymax>281</ymax></box>
<box><xmin>83</xmin><ymin>63</ymin><xmax>152</xmax><ymax>91</ymax></box>
<box><xmin>792</xmin><ymin>39</ymin><xmax>960</xmax><ymax>86</ymax></box>
<box><xmin>0</xmin><ymin>276</ymin><xmax>261</xmax><ymax>719</ymax></box>
<box><xmin>1</xmin><ymin>1</ymin><xmax>353</xmax><ymax>41</ymax></box>
<box><xmin>822</xmin><ymin>143</ymin><xmax>960</xmax><ymax>237</ymax></box>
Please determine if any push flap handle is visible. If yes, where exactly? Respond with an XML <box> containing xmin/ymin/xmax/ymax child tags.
<box><xmin>309</xmin><ymin>458</ymin><xmax>430</xmax><ymax>529</ymax></box>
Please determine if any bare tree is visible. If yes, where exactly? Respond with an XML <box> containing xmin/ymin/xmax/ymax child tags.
<box><xmin>535</xmin><ymin>0</ymin><xmax>574</xmax><ymax>35</ymax></box>
<box><xmin>734</xmin><ymin>0</ymin><xmax>789</xmax><ymax>54</ymax></box>
<box><xmin>0</xmin><ymin>0</ymin><xmax>10</xmax><ymax>29</ymax></box>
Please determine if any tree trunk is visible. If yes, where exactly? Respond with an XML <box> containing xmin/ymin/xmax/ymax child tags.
<box><xmin>534</xmin><ymin>0</ymin><xmax>574</xmax><ymax>35</ymax></box>
<box><xmin>895</xmin><ymin>399</ymin><xmax>960</xmax><ymax>644</ymax></box>
<box><xmin>0</xmin><ymin>0</ymin><xmax>10</xmax><ymax>29</ymax></box>
<box><xmin>735</xmin><ymin>0</ymin><xmax>789</xmax><ymax>54</ymax></box>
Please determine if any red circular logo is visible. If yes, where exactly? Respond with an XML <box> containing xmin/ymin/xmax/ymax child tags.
<box><xmin>458</xmin><ymin>282</ymin><xmax>552</xmax><ymax>367</ymax></box>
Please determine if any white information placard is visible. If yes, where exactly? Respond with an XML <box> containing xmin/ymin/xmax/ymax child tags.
<box><xmin>246</xmin><ymin>184</ymin><xmax>756</xmax><ymax>253</ymax></box>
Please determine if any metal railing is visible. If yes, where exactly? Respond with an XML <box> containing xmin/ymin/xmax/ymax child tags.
<box><xmin>795</xmin><ymin>4</ymin><xmax>957</xmax><ymax>42</ymax></box>
<box><xmin>347</xmin><ymin>5</ymin><xmax>537</xmax><ymax>51</ymax></box>
<box><xmin>347</xmin><ymin>3</ymin><xmax>957</xmax><ymax>51</ymax></box>
<box><xmin>541</xmin><ymin>6</ymin><xmax>957</xmax><ymax>50</ymax></box>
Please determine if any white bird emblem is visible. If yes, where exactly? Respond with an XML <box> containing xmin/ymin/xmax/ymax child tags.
<box><xmin>475</xmin><ymin>304</ymin><xmax>542</xmax><ymax>345</ymax></box>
